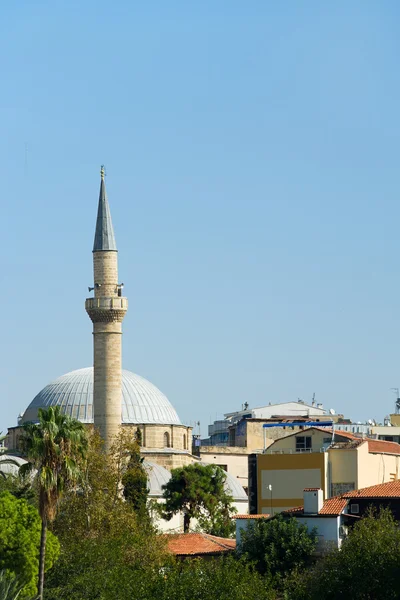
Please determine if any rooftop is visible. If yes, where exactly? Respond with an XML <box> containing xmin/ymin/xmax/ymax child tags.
<box><xmin>343</xmin><ymin>480</ymin><xmax>400</xmax><ymax>499</ymax></box>
<box><xmin>166</xmin><ymin>533</ymin><xmax>236</xmax><ymax>556</ymax></box>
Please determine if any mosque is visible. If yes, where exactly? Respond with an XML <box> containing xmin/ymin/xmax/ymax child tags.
<box><xmin>4</xmin><ymin>168</ymin><xmax>248</xmax><ymax>527</ymax></box>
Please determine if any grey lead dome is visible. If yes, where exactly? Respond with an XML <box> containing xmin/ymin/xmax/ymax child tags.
<box><xmin>22</xmin><ymin>367</ymin><xmax>182</xmax><ymax>426</ymax></box>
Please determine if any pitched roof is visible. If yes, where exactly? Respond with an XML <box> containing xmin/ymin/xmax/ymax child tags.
<box><xmin>283</xmin><ymin>495</ymin><xmax>348</xmax><ymax>517</ymax></box>
<box><xmin>166</xmin><ymin>533</ymin><xmax>236</xmax><ymax>556</ymax></box>
<box><xmin>235</xmin><ymin>514</ymin><xmax>270</xmax><ymax>519</ymax></box>
<box><xmin>93</xmin><ymin>166</ymin><xmax>117</xmax><ymax>252</ymax></box>
<box><xmin>319</xmin><ymin>496</ymin><xmax>348</xmax><ymax>515</ymax></box>
<box><xmin>343</xmin><ymin>480</ymin><xmax>400</xmax><ymax>499</ymax></box>
<box><xmin>367</xmin><ymin>440</ymin><xmax>400</xmax><ymax>455</ymax></box>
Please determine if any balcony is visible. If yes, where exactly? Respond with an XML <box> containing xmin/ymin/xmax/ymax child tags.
<box><xmin>85</xmin><ymin>296</ymin><xmax>128</xmax><ymax>323</ymax></box>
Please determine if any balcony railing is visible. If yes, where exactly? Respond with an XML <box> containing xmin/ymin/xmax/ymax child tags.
<box><xmin>85</xmin><ymin>297</ymin><xmax>128</xmax><ymax>311</ymax></box>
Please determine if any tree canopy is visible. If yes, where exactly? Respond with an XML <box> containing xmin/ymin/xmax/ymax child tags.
<box><xmin>0</xmin><ymin>491</ymin><xmax>59</xmax><ymax>599</ymax></box>
<box><xmin>237</xmin><ymin>514</ymin><xmax>317</xmax><ymax>583</ymax></box>
<box><xmin>287</xmin><ymin>508</ymin><xmax>400</xmax><ymax>600</ymax></box>
<box><xmin>161</xmin><ymin>463</ymin><xmax>236</xmax><ymax>535</ymax></box>
<box><xmin>20</xmin><ymin>406</ymin><xmax>88</xmax><ymax>599</ymax></box>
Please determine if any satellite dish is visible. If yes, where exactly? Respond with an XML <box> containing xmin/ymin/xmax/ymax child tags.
<box><xmin>368</xmin><ymin>419</ymin><xmax>373</xmax><ymax>426</ymax></box>
<box><xmin>329</xmin><ymin>408</ymin><xmax>336</xmax><ymax>415</ymax></box>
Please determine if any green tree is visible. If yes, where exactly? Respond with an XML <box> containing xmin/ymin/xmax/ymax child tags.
<box><xmin>287</xmin><ymin>508</ymin><xmax>400</xmax><ymax>600</ymax></box>
<box><xmin>45</xmin><ymin>429</ymin><xmax>167</xmax><ymax>600</ymax></box>
<box><xmin>121</xmin><ymin>429</ymin><xmax>149</xmax><ymax>514</ymax></box>
<box><xmin>161</xmin><ymin>463</ymin><xmax>236</xmax><ymax>534</ymax></box>
<box><xmin>0</xmin><ymin>492</ymin><xmax>59</xmax><ymax>599</ymax></box>
<box><xmin>237</xmin><ymin>514</ymin><xmax>316</xmax><ymax>583</ymax></box>
<box><xmin>19</xmin><ymin>406</ymin><xmax>88</xmax><ymax>600</ymax></box>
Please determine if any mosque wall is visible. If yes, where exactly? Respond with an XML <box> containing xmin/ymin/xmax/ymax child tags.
<box><xmin>136</xmin><ymin>424</ymin><xmax>192</xmax><ymax>451</ymax></box>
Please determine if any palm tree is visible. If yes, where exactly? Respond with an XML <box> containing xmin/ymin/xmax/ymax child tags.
<box><xmin>19</xmin><ymin>406</ymin><xmax>88</xmax><ymax>600</ymax></box>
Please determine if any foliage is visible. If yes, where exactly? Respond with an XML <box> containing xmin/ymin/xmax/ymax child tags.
<box><xmin>0</xmin><ymin>570</ymin><xmax>25</xmax><ymax>600</ymax></box>
<box><xmin>45</xmin><ymin>553</ymin><xmax>274</xmax><ymax>600</ymax></box>
<box><xmin>162</xmin><ymin>463</ymin><xmax>236</xmax><ymax>535</ymax></box>
<box><xmin>121</xmin><ymin>429</ymin><xmax>149</xmax><ymax>514</ymax></box>
<box><xmin>0</xmin><ymin>469</ymin><xmax>37</xmax><ymax>504</ymax></box>
<box><xmin>0</xmin><ymin>492</ymin><xmax>59</xmax><ymax>599</ymax></box>
<box><xmin>286</xmin><ymin>508</ymin><xmax>400</xmax><ymax>600</ymax></box>
<box><xmin>45</xmin><ymin>428</ymin><xmax>167</xmax><ymax>600</ymax></box>
<box><xmin>237</xmin><ymin>514</ymin><xmax>317</xmax><ymax>583</ymax></box>
<box><xmin>19</xmin><ymin>406</ymin><xmax>88</xmax><ymax>599</ymax></box>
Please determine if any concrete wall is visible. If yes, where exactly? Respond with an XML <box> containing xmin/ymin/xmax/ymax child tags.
<box><xmin>296</xmin><ymin>516</ymin><xmax>341</xmax><ymax>551</ymax></box>
<box><xmin>356</xmin><ymin>442</ymin><xmax>400</xmax><ymax>488</ymax></box>
<box><xmin>329</xmin><ymin>447</ymin><xmax>358</xmax><ymax>496</ymax></box>
<box><xmin>199</xmin><ymin>447</ymin><xmax>250</xmax><ymax>489</ymax></box>
<box><xmin>267</xmin><ymin>428</ymin><xmax>330</xmax><ymax>454</ymax></box>
<box><xmin>252</xmin><ymin>402</ymin><xmax>326</xmax><ymax>418</ymax></box>
<box><xmin>256</xmin><ymin>452</ymin><xmax>327</xmax><ymax>514</ymax></box>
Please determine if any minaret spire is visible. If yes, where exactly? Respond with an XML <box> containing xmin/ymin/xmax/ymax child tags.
<box><xmin>85</xmin><ymin>167</ymin><xmax>128</xmax><ymax>452</ymax></box>
<box><xmin>93</xmin><ymin>165</ymin><xmax>117</xmax><ymax>252</ymax></box>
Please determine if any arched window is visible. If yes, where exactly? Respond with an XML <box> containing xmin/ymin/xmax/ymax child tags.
<box><xmin>183</xmin><ymin>434</ymin><xmax>187</xmax><ymax>450</ymax></box>
<box><xmin>164</xmin><ymin>432</ymin><xmax>170</xmax><ymax>448</ymax></box>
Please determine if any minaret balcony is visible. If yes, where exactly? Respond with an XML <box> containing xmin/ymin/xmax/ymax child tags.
<box><xmin>85</xmin><ymin>296</ymin><xmax>128</xmax><ymax>323</ymax></box>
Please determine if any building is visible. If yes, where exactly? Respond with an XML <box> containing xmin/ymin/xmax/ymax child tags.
<box><xmin>5</xmin><ymin>169</ymin><xmax>197</xmax><ymax>471</ymax></box>
<box><xmin>285</xmin><ymin>480</ymin><xmax>400</xmax><ymax>550</ymax></box>
<box><xmin>203</xmin><ymin>400</ymin><xmax>335</xmax><ymax>447</ymax></box>
<box><xmin>248</xmin><ymin>427</ymin><xmax>400</xmax><ymax>515</ymax></box>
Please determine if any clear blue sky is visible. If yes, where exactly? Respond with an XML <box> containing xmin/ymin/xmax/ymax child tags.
<box><xmin>1</xmin><ymin>1</ymin><xmax>400</xmax><ymax>436</ymax></box>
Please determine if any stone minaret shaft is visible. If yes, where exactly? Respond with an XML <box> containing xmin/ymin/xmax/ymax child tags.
<box><xmin>85</xmin><ymin>167</ymin><xmax>128</xmax><ymax>451</ymax></box>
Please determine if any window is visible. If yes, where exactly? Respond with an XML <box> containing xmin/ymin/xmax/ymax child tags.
<box><xmin>350</xmin><ymin>503</ymin><xmax>359</xmax><ymax>514</ymax></box>
<box><xmin>183</xmin><ymin>434</ymin><xmax>187</xmax><ymax>450</ymax></box>
<box><xmin>164</xmin><ymin>432</ymin><xmax>170</xmax><ymax>448</ymax></box>
<box><xmin>296</xmin><ymin>436</ymin><xmax>312</xmax><ymax>452</ymax></box>
<box><xmin>323</xmin><ymin>437</ymin><xmax>331</xmax><ymax>444</ymax></box>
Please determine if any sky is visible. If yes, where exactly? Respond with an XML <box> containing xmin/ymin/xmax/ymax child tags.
<box><xmin>1</xmin><ymin>1</ymin><xmax>400</xmax><ymax>436</ymax></box>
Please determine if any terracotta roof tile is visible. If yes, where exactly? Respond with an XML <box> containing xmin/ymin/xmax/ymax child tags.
<box><xmin>235</xmin><ymin>514</ymin><xmax>270</xmax><ymax>519</ymax></box>
<box><xmin>166</xmin><ymin>533</ymin><xmax>236</xmax><ymax>556</ymax></box>
<box><xmin>283</xmin><ymin>495</ymin><xmax>348</xmax><ymax>517</ymax></box>
<box><xmin>367</xmin><ymin>440</ymin><xmax>400</xmax><ymax>455</ymax></box>
<box><xmin>319</xmin><ymin>496</ymin><xmax>348</xmax><ymax>515</ymax></box>
<box><xmin>343</xmin><ymin>480</ymin><xmax>400</xmax><ymax>498</ymax></box>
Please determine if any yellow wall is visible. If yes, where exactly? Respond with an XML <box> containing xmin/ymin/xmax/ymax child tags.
<box><xmin>356</xmin><ymin>442</ymin><xmax>399</xmax><ymax>488</ymax></box>
<box><xmin>256</xmin><ymin>452</ymin><xmax>327</xmax><ymax>514</ymax></box>
<box><xmin>266</xmin><ymin>428</ymin><xmax>330</xmax><ymax>453</ymax></box>
<box><xmin>329</xmin><ymin>447</ymin><xmax>358</xmax><ymax>495</ymax></box>
<box><xmin>390</xmin><ymin>414</ymin><xmax>400</xmax><ymax>427</ymax></box>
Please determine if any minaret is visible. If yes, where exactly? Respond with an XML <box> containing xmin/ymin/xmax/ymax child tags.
<box><xmin>85</xmin><ymin>166</ymin><xmax>128</xmax><ymax>451</ymax></box>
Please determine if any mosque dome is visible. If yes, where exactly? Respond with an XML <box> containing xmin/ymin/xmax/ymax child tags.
<box><xmin>0</xmin><ymin>455</ymin><xmax>27</xmax><ymax>477</ymax></box>
<box><xmin>143</xmin><ymin>460</ymin><xmax>171</xmax><ymax>497</ymax></box>
<box><xmin>21</xmin><ymin>367</ymin><xmax>182</xmax><ymax>426</ymax></box>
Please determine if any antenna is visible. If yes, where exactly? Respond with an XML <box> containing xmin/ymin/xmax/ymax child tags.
<box><xmin>391</xmin><ymin>388</ymin><xmax>400</xmax><ymax>413</ymax></box>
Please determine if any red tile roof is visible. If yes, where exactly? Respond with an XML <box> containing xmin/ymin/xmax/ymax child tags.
<box><xmin>166</xmin><ymin>533</ymin><xmax>236</xmax><ymax>556</ymax></box>
<box><xmin>283</xmin><ymin>495</ymin><xmax>347</xmax><ymax>517</ymax></box>
<box><xmin>235</xmin><ymin>514</ymin><xmax>270</xmax><ymax>519</ymax></box>
<box><xmin>319</xmin><ymin>496</ymin><xmax>348</xmax><ymax>515</ymax></box>
<box><xmin>313</xmin><ymin>427</ymin><xmax>358</xmax><ymax>440</ymax></box>
<box><xmin>367</xmin><ymin>440</ymin><xmax>400</xmax><ymax>455</ymax></box>
<box><xmin>343</xmin><ymin>480</ymin><xmax>400</xmax><ymax>499</ymax></box>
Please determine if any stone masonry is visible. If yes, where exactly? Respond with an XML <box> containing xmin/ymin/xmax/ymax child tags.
<box><xmin>85</xmin><ymin>168</ymin><xmax>127</xmax><ymax>452</ymax></box>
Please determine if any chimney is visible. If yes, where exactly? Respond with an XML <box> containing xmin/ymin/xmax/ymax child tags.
<box><xmin>303</xmin><ymin>488</ymin><xmax>323</xmax><ymax>514</ymax></box>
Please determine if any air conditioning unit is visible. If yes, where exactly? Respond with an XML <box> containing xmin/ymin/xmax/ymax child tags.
<box><xmin>350</xmin><ymin>504</ymin><xmax>359</xmax><ymax>514</ymax></box>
